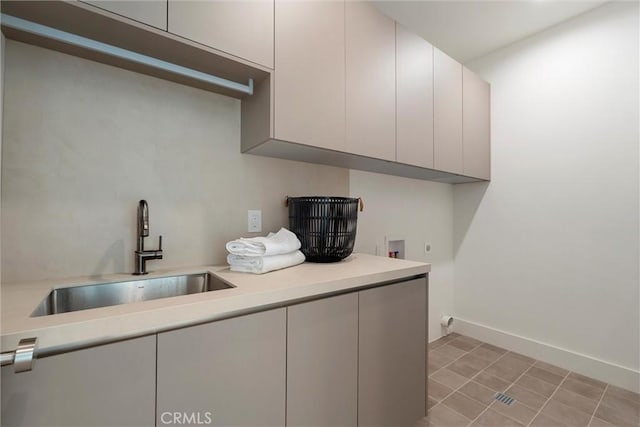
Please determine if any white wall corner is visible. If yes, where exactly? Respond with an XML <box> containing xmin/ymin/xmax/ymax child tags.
<box><xmin>453</xmin><ymin>0</ymin><xmax>639</xmax><ymax>388</ymax></box>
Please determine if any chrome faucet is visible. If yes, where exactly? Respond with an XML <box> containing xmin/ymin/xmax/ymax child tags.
<box><xmin>133</xmin><ymin>200</ymin><xmax>163</xmax><ymax>275</ymax></box>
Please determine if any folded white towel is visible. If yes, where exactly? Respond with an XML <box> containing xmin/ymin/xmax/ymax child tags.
<box><xmin>227</xmin><ymin>250</ymin><xmax>305</xmax><ymax>274</ymax></box>
<box><xmin>225</xmin><ymin>228</ymin><xmax>301</xmax><ymax>257</ymax></box>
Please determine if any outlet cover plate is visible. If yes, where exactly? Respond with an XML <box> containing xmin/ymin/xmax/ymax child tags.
<box><xmin>248</xmin><ymin>210</ymin><xmax>262</xmax><ymax>233</ymax></box>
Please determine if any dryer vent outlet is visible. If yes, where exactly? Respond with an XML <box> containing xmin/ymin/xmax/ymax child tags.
<box><xmin>440</xmin><ymin>315</ymin><xmax>454</xmax><ymax>336</ymax></box>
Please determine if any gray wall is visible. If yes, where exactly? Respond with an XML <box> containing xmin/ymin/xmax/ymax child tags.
<box><xmin>1</xmin><ymin>41</ymin><xmax>349</xmax><ymax>283</ymax></box>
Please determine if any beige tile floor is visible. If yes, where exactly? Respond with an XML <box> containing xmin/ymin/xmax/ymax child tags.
<box><xmin>418</xmin><ymin>333</ymin><xmax>640</xmax><ymax>427</ymax></box>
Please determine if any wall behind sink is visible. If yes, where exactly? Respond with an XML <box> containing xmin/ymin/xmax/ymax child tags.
<box><xmin>1</xmin><ymin>41</ymin><xmax>349</xmax><ymax>283</ymax></box>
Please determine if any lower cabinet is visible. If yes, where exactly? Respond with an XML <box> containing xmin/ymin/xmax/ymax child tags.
<box><xmin>156</xmin><ymin>308</ymin><xmax>287</xmax><ymax>427</ymax></box>
<box><xmin>287</xmin><ymin>278</ymin><xmax>427</xmax><ymax>427</ymax></box>
<box><xmin>1</xmin><ymin>278</ymin><xmax>426</xmax><ymax>427</ymax></box>
<box><xmin>359</xmin><ymin>279</ymin><xmax>427</xmax><ymax>426</ymax></box>
<box><xmin>0</xmin><ymin>335</ymin><xmax>156</xmax><ymax>427</ymax></box>
<box><xmin>287</xmin><ymin>293</ymin><xmax>359</xmax><ymax>426</ymax></box>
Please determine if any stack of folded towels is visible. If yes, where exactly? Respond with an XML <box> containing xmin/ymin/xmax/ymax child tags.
<box><xmin>225</xmin><ymin>227</ymin><xmax>305</xmax><ymax>274</ymax></box>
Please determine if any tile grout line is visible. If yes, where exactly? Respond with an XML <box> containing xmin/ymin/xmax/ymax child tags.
<box><xmin>587</xmin><ymin>383</ymin><xmax>609</xmax><ymax>427</ymax></box>
<box><xmin>431</xmin><ymin>341</ymin><xmax>487</xmax><ymax>398</ymax></box>
<box><xmin>513</xmin><ymin>364</ymin><xmax>563</xmax><ymax>409</ymax></box>
<box><xmin>525</xmin><ymin>369</ymin><xmax>571</xmax><ymax>427</ymax></box>
<box><xmin>430</xmin><ymin>337</ymin><xmax>620</xmax><ymax>427</ymax></box>
<box><xmin>429</xmin><ymin>340</ymin><xmax>493</xmax><ymax>423</ymax></box>
<box><xmin>428</xmin><ymin>336</ymin><xmax>477</xmax><ymax>379</ymax></box>
<box><xmin>511</xmin><ymin>363</ymin><xmax>567</xmax><ymax>410</ymax></box>
<box><xmin>466</xmin><ymin>354</ymin><xmax>542</xmax><ymax>427</ymax></box>
<box><xmin>463</xmin><ymin>395</ymin><xmax>495</xmax><ymax>426</ymax></box>
<box><xmin>431</xmin><ymin>339</ymin><xmax>540</xmax><ymax>426</ymax></box>
<box><xmin>428</xmin><ymin>333</ymin><xmax>461</xmax><ymax>352</ymax></box>
<box><xmin>435</xmin><ymin>343</ymin><xmax>514</xmax><ymax>425</ymax></box>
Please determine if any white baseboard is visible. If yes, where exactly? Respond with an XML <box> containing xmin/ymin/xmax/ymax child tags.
<box><xmin>453</xmin><ymin>317</ymin><xmax>640</xmax><ymax>393</ymax></box>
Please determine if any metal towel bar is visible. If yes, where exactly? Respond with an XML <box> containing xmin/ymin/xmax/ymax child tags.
<box><xmin>0</xmin><ymin>14</ymin><xmax>254</xmax><ymax>96</ymax></box>
<box><xmin>1</xmin><ymin>337</ymin><xmax>38</xmax><ymax>373</ymax></box>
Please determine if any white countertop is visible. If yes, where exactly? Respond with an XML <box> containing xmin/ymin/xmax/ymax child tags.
<box><xmin>0</xmin><ymin>253</ymin><xmax>429</xmax><ymax>356</ymax></box>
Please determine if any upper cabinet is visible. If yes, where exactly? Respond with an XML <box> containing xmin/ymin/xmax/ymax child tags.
<box><xmin>396</xmin><ymin>23</ymin><xmax>434</xmax><ymax>169</ymax></box>
<box><xmin>167</xmin><ymin>0</ymin><xmax>274</xmax><ymax>68</ymax></box>
<box><xmin>82</xmin><ymin>1</ymin><xmax>168</xmax><ymax>30</ymax></box>
<box><xmin>345</xmin><ymin>1</ymin><xmax>396</xmax><ymax>161</ymax></box>
<box><xmin>3</xmin><ymin>0</ymin><xmax>490</xmax><ymax>183</ymax></box>
<box><xmin>234</xmin><ymin>0</ymin><xmax>490</xmax><ymax>183</ymax></box>
<box><xmin>272</xmin><ymin>0</ymin><xmax>396</xmax><ymax>160</ymax></box>
<box><xmin>463</xmin><ymin>67</ymin><xmax>491</xmax><ymax>180</ymax></box>
<box><xmin>274</xmin><ymin>0</ymin><xmax>345</xmax><ymax>151</ymax></box>
<box><xmin>434</xmin><ymin>48</ymin><xmax>463</xmax><ymax>175</ymax></box>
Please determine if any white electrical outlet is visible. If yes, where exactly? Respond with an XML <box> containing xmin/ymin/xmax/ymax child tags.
<box><xmin>248</xmin><ymin>210</ymin><xmax>262</xmax><ymax>232</ymax></box>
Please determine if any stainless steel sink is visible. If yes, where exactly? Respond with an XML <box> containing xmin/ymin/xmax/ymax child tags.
<box><xmin>31</xmin><ymin>273</ymin><xmax>234</xmax><ymax>317</ymax></box>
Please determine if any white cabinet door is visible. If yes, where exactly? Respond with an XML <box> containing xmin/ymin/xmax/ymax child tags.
<box><xmin>396</xmin><ymin>23</ymin><xmax>434</xmax><ymax>168</ymax></box>
<box><xmin>359</xmin><ymin>279</ymin><xmax>427</xmax><ymax>426</ymax></box>
<box><xmin>345</xmin><ymin>1</ymin><xmax>396</xmax><ymax>161</ymax></box>
<box><xmin>157</xmin><ymin>309</ymin><xmax>286</xmax><ymax>426</ymax></box>
<box><xmin>274</xmin><ymin>0</ymin><xmax>345</xmax><ymax>151</ymax></box>
<box><xmin>83</xmin><ymin>1</ymin><xmax>168</xmax><ymax>30</ymax></box>
<box><xmin>168</xmin><ymin>0</ymin><xmax>274</xmax><ymax>68</ymax></box>
<box><xmin>287</xmin><ymin>293</ymin><xmax>358</xmax><ymax>426</ymax></box>
<box><xmin>434</xmin><ymin>48</ymin><xmax>463</xmax><ymax>174</ymax></box>
<box><xmin>1</xmin><ymin>336</ymin><xmax>156</xmax><ymax>427</ymax></box>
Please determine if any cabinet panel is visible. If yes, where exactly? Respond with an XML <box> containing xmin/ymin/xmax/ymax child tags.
<box><xmin>83</xmin><ymin>1</ymin><xmax>168</xmax><ymax>30</ymax></box>
<box><xmin>1</xmin><ymin>336</ymin><xmax>156</xmax><ymax>427</ymax></box>
<box><xmin>359</xmin><ymin>279</ymin><xmax>427</xmax><ymax>426</ymax></box>
<box><xmin>396</xmin><ymin>24</ymin><xmax>434</xmax><ymax>169</ymax></box>
<box><xmin>346</xmin><ymin>1</ymin><xmax>396</xmax><ymax>161</ymax></box>
<box><xmin>274</xmin><ymin>0</ymin><xmax>345</xmax><ymax>151</ymax></box>
<box><xmin>168</xmin><ymin>0</ymin><xmax>274</xmax><ymax>68</ymax></box>
<box><xmin>434</xmin><ymin>48</ymin><xmax>463</xmax><ymax>174</ymax></box>
<box><xmin>157</xmin><ymin>309</ymin><xmax>286</xmax><ymax>426</ymax></box>
<box><xmin>287</xmin><ymin>293</ymin><xmax>358</xmax><ymax>426</ymax></box>
<box><xmin>463</xmin><ymin>67</ymin><xmax>491</xmax><ymax>180</ymax></box>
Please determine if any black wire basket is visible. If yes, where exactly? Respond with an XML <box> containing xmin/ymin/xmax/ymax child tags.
<box><xmin>286</xmin><ymin>196</ymin><xmax>364</xmax><ymax>263</ymax></box>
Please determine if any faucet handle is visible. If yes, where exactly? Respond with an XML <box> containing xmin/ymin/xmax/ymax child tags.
<box><xmin>158</xmin><ymin>235</ymin><xmax>163</xmax><ymax>251</ymax></box>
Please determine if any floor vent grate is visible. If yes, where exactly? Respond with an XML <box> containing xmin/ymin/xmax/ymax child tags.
<box><xmin>495</xmin><ymin>392</ymin><xmax>515</xmax><ymax>405</ymax></box>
